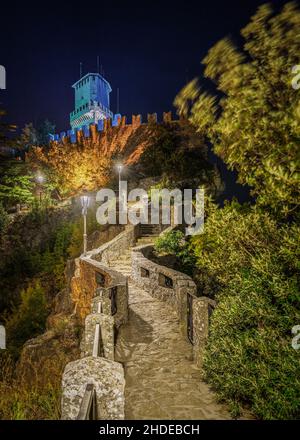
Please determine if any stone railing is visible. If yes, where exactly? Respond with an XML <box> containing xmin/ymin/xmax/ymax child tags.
<box><xmin>88</xmin><ymin>224</ymin><xmax>139</xmax><ymax>266</ymax></box>
<box><xmin>61</xmin><ymin>225</ymin><xmax>138</xmax><ymax>420</ymax></box>
<box><xmin>131</xmin><ymin>240</ymin><xmax>215</xmax><ymax>368</ymax></box>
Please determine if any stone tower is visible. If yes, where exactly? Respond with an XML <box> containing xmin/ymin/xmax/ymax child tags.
<box><xmin>70</xmin><ymin>73</ymin><xmax>113</xmax><ymax>129</ymax></box>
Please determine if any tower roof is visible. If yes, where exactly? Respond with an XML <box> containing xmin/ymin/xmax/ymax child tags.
<box><xmin>72</xmin><ymin>72</ymin><xmax>112</xmax><ymax>92</ymax></box>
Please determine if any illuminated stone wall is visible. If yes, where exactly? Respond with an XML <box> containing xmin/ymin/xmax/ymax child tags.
<box><xmin>52</xmin><ymin>111</ymin><xmax>177</xmax><ymax>166</ymax></box>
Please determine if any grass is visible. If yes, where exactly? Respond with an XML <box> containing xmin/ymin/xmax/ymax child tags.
<box><xmin>0</xmin><ymin>352</ymin><xmax>62</xmax><ymax>420</ymax></box>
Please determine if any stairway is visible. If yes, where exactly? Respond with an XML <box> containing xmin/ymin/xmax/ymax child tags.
<box><xmin>108</xmin><ymin>243</ymin><xmax>232</xmax><ymax>420</ymax></box>
<box><xmin>139</xmin><ymin>223</ymin><xmax>160</xmax><ymax>236</ymax></box>
<box><xmin>133</xmin><ymin>224</ymin><xmax>159</xmax><ymax>246</ymax></box>
<box><xmin>109</xmin><ymin>249</ymin><xmax>132</xmax><ymax>277</ymax></box>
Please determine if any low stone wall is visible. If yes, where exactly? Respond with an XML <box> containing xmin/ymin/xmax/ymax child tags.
<box><xmin>131</xmin><ymin>243</ymin><xmax>215</xmax><ymax>368</ymax></box>
<box><xmin>70</xmin><ymin>227</ymin><xmax>136</xmax><ymax>324</ymax></box>
<box><xmin>62</xmin><ymin>225</ymin><xmax>138</xmax><ymax>419</ymax></box>
<box><xmin>81</xmin><ymin>313</ymin><xmax>114</xmax><ymax>360</ymax></box>
<box><xmin>88</xmin><ymin>224</ymin><xmax>138</xmax><ymax>266</ymax></box>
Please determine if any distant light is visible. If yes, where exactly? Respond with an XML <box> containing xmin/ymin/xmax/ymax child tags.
<box><xmin>116</xmin><ymin>164</ymin><xmax>123</xmax><ymax>173</ymax></box>
<box><xmin>36</xmin><ymin>174</ymin><xmax>45</xmax><ymax>184</ymax></box>
<box><xmin>80</xmin><ymin>195</ymin><xmax>90</xmax><ymax>215</ymax></box>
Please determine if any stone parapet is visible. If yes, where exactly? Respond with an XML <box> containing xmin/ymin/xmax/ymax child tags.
<box><xmin>61</xmin><ymin>225</ymin><xmax>139</xmax><ymax>419</ymax></box>
<box><xmin>61</xmin><ymin>356</ymin><xmax>125</xmax><ymax>420</ymax></box>
<box><xmin>131</xmin><ymin>241</ymin><xmax>214</xmax><ymax>368</ymax></box>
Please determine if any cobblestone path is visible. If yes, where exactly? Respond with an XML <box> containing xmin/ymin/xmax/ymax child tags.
<box><xmin>111</xmin><ymin>250</ymin><xmax>232</xmax><ymax>420</ymax></box>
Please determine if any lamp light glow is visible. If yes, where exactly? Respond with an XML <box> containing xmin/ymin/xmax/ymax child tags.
<box><xmin>36</xmin><ymin>174</ymin><xmax>45</xmax><ymax>184</ymax></box>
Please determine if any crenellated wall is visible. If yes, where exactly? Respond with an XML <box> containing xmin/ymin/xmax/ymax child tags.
<box><xmin>54</xmin><ymin>111</ymin><xmax>174</xmax><ymax>142</ymax></box>
<box><xmin>51</xmin><ymin>112</ymin><xmax>177</xmax><ymax>166</ymax></box>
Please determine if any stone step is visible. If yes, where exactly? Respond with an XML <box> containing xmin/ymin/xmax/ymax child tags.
<box><xmin>109</xmin><ymin>265</ymin><xmax>131</xmax><ymax>272</ymax></box>
<box><xmin>109</xmin><ymin>261</ymin><xmax>131</xmax><ymax>267</ymax></box>
<box><xmin>136</xmin><ymin>237</ymin><xmax>158</xmax><ymax>245</ymax></box>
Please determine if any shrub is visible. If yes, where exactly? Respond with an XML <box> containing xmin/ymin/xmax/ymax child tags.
<box><xmin>191</xmin><ymin>201</ymin><xmax>300</xmax><ymax>419</ymax></box>
<box><xmin>0</xmin><ymin>202</ymin><xmax>9</xmax><ymax>237</ymax></box>
<box><xmin>0</xmin><ymin>352</ymin><xmax>61</xmax><ymax>420</ymax></box>
<box><xmin>154</xmin><ymin>230</ymin><xmax>196</xmax><ymax>276</ymax></box>
<box><xmin>5</xmin><ymin>281</ymin><xmax>48</xmax><ymax>358</ymax></box>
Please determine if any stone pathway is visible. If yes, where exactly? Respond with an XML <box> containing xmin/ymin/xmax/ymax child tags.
<box><xmin>110</xmin><ymin>248</ymin><xmax>232</xmax><ymax>420</ymax></box>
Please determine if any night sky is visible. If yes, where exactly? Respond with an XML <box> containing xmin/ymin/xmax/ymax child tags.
<box><xmin>0</xmin><ymin>0</ymin><xmax>290</xmax><ymax>202</ymax></box>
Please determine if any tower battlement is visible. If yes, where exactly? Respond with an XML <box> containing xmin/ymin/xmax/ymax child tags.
<box><xmin>51</xmin><ymin>111</ymin><xmax>177</xmax><ymax>144</ymax></box>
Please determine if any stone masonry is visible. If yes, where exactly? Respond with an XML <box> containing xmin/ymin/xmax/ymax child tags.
<box><xmin>62</xmin><ymin>223</ymin><xmax>232</xmax><ymax>420</ymax></box>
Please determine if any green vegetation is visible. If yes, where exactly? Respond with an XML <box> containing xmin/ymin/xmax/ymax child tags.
<box><xmin>0</xmin><ymin>203</ymin><xmax>100</xmax><ymax>315</ymax></box>
<box><xmin>191</xmin><ymin>202</ymin><xmax>300</xmax><ymax>419</ymax></box>
<box><xmin>0</xmin><ymin>352</ymin><xmax>61</xmax><ymax>419</ymax></box>
<box><xmin>0</xmin><ymin>108</ymin><xmax>16</xmax><ymax>147</ymax></box>
<box><xmin>139</xmin><ymin>122</ymin><xmax>215</xmax><ymax>185</ymax></box>
<box><xmin>155</xmin><ymin>230</ymin><xmax>196</xmax><ymax>276</ymax></box>
<box><xmin>171</xmin><ymin>2</ymin><xmax>300</xmax><ymax>419</ymax></box>
<box><xmin>175</xmin><ymin>2</ymin><xmax>300</xmax><ymax>217</ymax></box>
<box><xmin>0</xmin><ymin>202</ymin><xmax>9</xmax><ymax>236</ymax></box>
<box><xmin>0</xmin><ymin>160</ymin><xmax>34</xmax><ymax>208</ymax></box>
<box><xmin>5</xmin><ymin>282</ymin><xmax>48</xmax><ymax>359</ymax></box>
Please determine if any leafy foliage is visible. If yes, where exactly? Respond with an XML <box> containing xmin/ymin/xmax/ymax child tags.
<box><xmin>5</xmin><ymin>281</ymin><xmax>48</xmax><ymax>358</ymax></box>
<box><xmin>27</xmin><ymin>138</ymin><xmax>112</xmax><ymax>196</ymax></box>
<box><xmin>0</xmin><ymin>160</ymin><xmax>34</xmax><ymax>207</ymax></box>
<box><xmin>175</xmin><ymin>2</ymin><xmax>300</xmax><ymax>216</ymax></box>
<box><xmin>139</xmin><ymin>122</ymin><xmax>214</xmax><ymax>184</ymax></box>
<box><xmin>154</xmin><ymin>230</ymin><xmax>196</xmax><ymax>276</ymax></box>
<box><xmin>190</xmin><ymin>200</ymin><xmax>300</xmax><ymax>419</ymax></box>
<box><xmin>17</xmin><ymin>119</ymin><xmax>56</xmax><ymax>150</ymax></box>
<box><xmin>0</xmin><ymin>202</ymin><xmax>9</xmax><ymax>237</ymax></box>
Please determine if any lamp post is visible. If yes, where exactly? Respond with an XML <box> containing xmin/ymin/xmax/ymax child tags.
<box><xmin>36</xmin><ymin>173</ymin><xmax>45</xmax><ymax>204</ymax></box>
<box><xmin>80</xmin><ymin>194</ymin><xmax>90</xmax><ymax>256</ymax></box>
<box><xmin>117</xmin><ymin>164</ymin><xmax>123</xmax><ymax>196</ymax></box>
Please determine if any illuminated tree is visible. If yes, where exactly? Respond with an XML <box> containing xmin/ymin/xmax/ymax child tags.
<box><xmin>175</xmin><ymin>2</ymin><xmax>300</xmax><ymax>216</ymax></box>
<box><xmin>27</xmin><ymin>139</ymin><xmax>112</xmax><ymax>196</ymax></box>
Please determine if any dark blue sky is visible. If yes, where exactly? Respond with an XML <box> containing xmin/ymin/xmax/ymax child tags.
<box><xmin>0</xmin><ymin>0</ymin><xmax>288</xmax><ymax>131</ymax></box>
<box><xmin>0</xmin><ymin>0</ymin><xmax>290</xmax><ymax>202</ymax></box>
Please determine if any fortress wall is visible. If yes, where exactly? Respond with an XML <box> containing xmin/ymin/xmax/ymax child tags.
<box><xmin>51</xmin><ymin>111</ymin><xmax>181</xmax><ymax>167</ymax></box>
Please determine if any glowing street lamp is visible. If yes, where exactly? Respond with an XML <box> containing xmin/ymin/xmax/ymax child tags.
<box><xmin>35</xmin><ymin>173</ymin><xmax>45</xmax><ymax>204</ymax></box>
<box><xmin>80</xmin><ymin>193</ymin><xmax>90</xmax><ymax>256</ymax></box>
<box><xmin>116</xmin><ymin>164</ymin><xmax>123</xmax><ymax>195</ymax></box>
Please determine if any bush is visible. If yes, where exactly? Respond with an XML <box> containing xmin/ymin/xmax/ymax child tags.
<box><xmin>191</xmin><ymin>201</ymin><xmax>300</xmax><ymax>419</ymax></box>
<box><xmin>0</xmin><ymin>160</ymin><xmax>34</xmax><ymax>208</ymax></box>
<box><xmin>5</xmin><ymin>281</ymin><xmax>48</xmax><ymax>358</ymax></box>
<box><xmin>0</xmin><ymin>202</ymin><xmax>9</xmax><ymax>237</ymax></box>
<box><xmin>154</xmin><ymin>230</ymin><xmax>196</xmax><ymax>276</ymax></box>
<box><xmin>0</xmin><ymin>352</ymin><xmax>61</xmax><ymax>419</ymax></box>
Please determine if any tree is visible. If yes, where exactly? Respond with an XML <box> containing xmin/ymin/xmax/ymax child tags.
<box><xmin>0</xmin><ymin>108</ymin><xmax>16</xmax><ymax>148</ymax></box>
<box><xmin>36</xmin><ymin>119</ymin><xmax>56</xmax><ymax>147</ymax></box>
<box><xmin>175</xmin><ymin>2</ymin><xmax>300</xmax><ymax>217</ymax></box>
<box><xmin>17</xmin><ymin>123</ymin><xmax>37</xmax><ymax>150</ymax></box>
<box><xmin>190</xmin><ymin>200</ymin><xmax>300</xmax><ymax>419</ymax></box>
<box><xmin>27</xmin><ymin>138</ymin><xmax>112</xmax><ymax>196</ymax></box>
<box><xmin>17</xmin><ymin>119</ymin><xmax>56</xmax><ymax>151</ymax></box>
<box><xmin>0</xmin><ymin>160</ymin><xmax>34</xmax><ymax>207</ymax></box>
<box><xmin>0</xmin><ymin>202</ymin><xmax>9</xmax><ymax>237</ymax></box>
<box><xmin>5</xmin><ymin>281</ymin><xmax>48</xmax><ymax>358</ymax></box>
<box><xmin>139</xmin><ymin>121</ymin><xmax>213</xmax><ymax>184</ymax></box>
